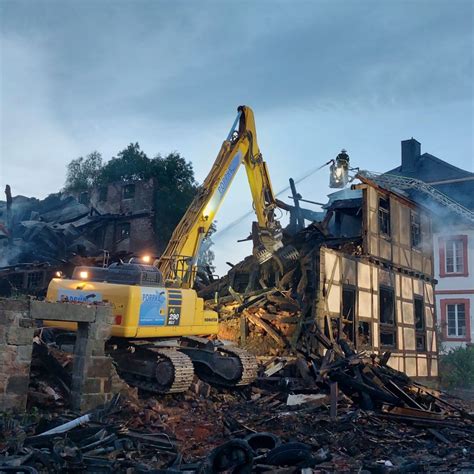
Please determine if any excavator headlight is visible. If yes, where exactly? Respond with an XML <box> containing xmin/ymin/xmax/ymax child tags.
<box><xmin>79</xmin><ymin>271</ymin><xmax>89</xmax><ymax>280</ymax></box>
<box><xmin>55</xmin><ymin>271</ymin><xmax>63</xmax><ymax>278</ymax></box>
<box><xmin>142</xmin><ymin>255</ymin><xmax>151</xmax><ymax>264</ymax></box>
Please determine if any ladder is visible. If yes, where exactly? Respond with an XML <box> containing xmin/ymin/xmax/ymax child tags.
<box><xmin>357</xmin><ymin>170</ymin><xmax>474</xmax><ymax>224</ymax></box>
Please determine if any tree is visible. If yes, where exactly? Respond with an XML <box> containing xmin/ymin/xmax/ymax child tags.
<box><xmin>151</xmin><ymin>152</ymin><xmax>196</xmax><ymax>191</ymax></box>
<box><xmin>64</xmin><ymin>151</ymin><xmax>103</xmax><ymax>192</ymax></box>
<box><xmin>439</xmin><ymin>346</ymin><xmax>474</xmax><ymax>389</ymax></box>
<box><xmin>152</xmin><ymin>152</ymin><xmax>198</xmax><ymax>249</ymax></box>
<box><xmin>98</xmin><ymin>143</ymin><xmax>151</xmax><ymax>184</ymax></box>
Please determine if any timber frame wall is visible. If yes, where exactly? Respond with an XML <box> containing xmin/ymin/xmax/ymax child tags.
<box><xmin>317</xmin><ymin>183</ymin><xmax>438</xmax><ymax>378</ymax></box>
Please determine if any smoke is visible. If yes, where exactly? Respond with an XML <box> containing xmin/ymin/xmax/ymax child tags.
<box><xmin>0</xmin><ymin>242</ymin><xmax>22</xmax><ymax>267</ymax></box>
<box><xmin>408</xmin><ymin>189</ymin><xmax>473</xmax><ymax>243</ymax></box>
<box><xmin>0</xmin><ymin>193</ymin><xmax>68</xmax><ymax>268</ymax></box>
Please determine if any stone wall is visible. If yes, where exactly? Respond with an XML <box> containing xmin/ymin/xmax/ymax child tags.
<box><xmin>0</xmin><ymin>299</ymin><xmax>35</xmax><ymax>411</ymax></box>
<box><xmin>0</xmin><ymin>299</ymin><xmax>127</xmax><ymax>413</ymax></box>
<box><xmin>30</xmin><ymin>301</ymin><xmax>125</xmax><ymax>411</ymax></box>
<box><xmin>68</xmin><ymin>178</ymin><xmax>158</xmax><ymax>256</ymax></box>
<box><xmin>112</xmin><ymin>215</ymin><xmax>157</xmax><ymax>255</ymax></box>
<box><xmin>71</xmin><ymin>309</ymin><xmax>116</xmax><ymax>411</ymax></box>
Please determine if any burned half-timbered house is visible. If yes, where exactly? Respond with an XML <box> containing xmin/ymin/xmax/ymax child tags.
<box><xmin>206</xmin><ymin>174</ymin><xmax>438</xmax><ymax>379</ymax></box>
<box><xmin>318</xmin><ymin>175</ymin><xmax>437</xmax><ymax>378</ymax></box>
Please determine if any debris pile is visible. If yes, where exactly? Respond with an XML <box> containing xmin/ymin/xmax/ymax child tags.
<box><xmin>8</xmin><ymin>322</ymin><xmax>473</xmax><ymax>473</ymax></box>
<box><xmin>0</xmin><ymin>194</ymin><xmax>94</xmax><ymax>264</ymax></box>
<box><xmin>2</xmin><ymin>363</ymin><xmax>473</xmax><ymax>473</ymax></box>
<box><xmin>27</xmin><ymin>343</ymin><xmax>73</xmax><ymax>410</ymax></box>
<box><xmin>0</xmin><ymin>192</ymin><xmax>147</xmax><ymax>297</ymax></box>
<box><xmin>258</xmin><ymin>346</ymin><xmax>474</xmax><ymax>422</ymax></box>
<box><xmin>0</xmin><ymin>395</ymin><xmax>179</xmax><ymax>472</ymax></box>
<box><xmin>200</xmin><ymin>221</ymin><xmax>363</xmax><ymax>356</ymax></box>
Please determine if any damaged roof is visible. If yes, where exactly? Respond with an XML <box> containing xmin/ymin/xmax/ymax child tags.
<box><xmin>324</xmin><ymin>188</ymin><xmax>362</xmax><ymax>210</ymax></box>
<box><xmin>387</xmin><ymin>152</ymin><xmax>473</xmax><ymax>182</ymax></box>
<box><xmin>386</xmin><ymin>151</ymin><xmax>474</xmax><ymax>211</ymax></box>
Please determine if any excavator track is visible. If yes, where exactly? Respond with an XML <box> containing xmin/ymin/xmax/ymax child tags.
<box><xmin>221</xmin><ymin>346</ymin><xmax>258</xmax><ymax>387</ymax></box>
<box><xmin>182</xmin><ymin>343</ymin><xmax>258</xmax><ymax>388</ymax></box>
<box><xmin>111</xmin><ymin>346</ymin><xmax>195</xmax><ymax>394</ymax></box>
<box><xmin>152</xmin><ymin>348</ymin><xmax>195</xmax><ymax>393</ymax></box>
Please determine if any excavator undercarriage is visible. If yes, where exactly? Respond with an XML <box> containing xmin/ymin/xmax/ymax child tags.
<box><xmin>109</xmin><ymin>337</ymin><xmax>258</xmax><ymax>394</ymax></box>
<box><xmin>44</xmin><ymin>330</ymin><xmax>258</xmax><ymax>395</ymax></box>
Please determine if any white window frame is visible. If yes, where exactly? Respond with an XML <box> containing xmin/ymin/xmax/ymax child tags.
<box><xmin>446</xmin><ymin>303</ymin><xmax>466</xmax><ymax>338</ymax></box>
<box><xmin>445</xmin><ymin>238</ymin><xmax>464</xmax><ymax>274</ymax></box>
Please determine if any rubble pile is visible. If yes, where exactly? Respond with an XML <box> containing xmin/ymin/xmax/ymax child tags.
<box><xmin>4</xmin><ymin>318</ymin><xmax>474</xmax><ymax>473</ymax></box>
<box><xmin>0</xmin><ymin>395</ymin><xmax>180</xmax><ymax>472</ymax></box>
<box><xmin>0</xmin><ymin>194</ymin><xmax>96</xmax><ymax>265</ymax></box>
<box><xmin>27</xmin><ymin>344</ymin><xmax>73</xmax><ymax>410</ymax></box>
<box><xmin>200</xmin><ymin>222</ymin><xmax>362</xmax><ymax>356</ymax></box>
<box><xmin>0</xmin><ymin>193</ymin><xmax>140</xmax><ymax>297</ymax></box>
<box><xmin>1</xmin><ymin>361</ymin><xmax>473</xmax><ymax>473</ymax></box>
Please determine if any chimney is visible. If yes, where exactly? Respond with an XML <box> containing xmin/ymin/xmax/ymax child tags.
<box><xmin>401</xmin><ymin>138</ymin><xmax>421</xmax><ymax>173</ymax></box>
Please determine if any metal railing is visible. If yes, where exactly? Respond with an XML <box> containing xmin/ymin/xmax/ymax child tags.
<box><xmin>358</xmin><ymin>170</ymin><xmax>474</xmax><ymax>224</ymax></box>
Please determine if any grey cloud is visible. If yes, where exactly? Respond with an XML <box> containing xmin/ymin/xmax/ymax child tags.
<box><xmin>3</xmin><ymin>0</ymin><xmax>472</xmax><ymax>124</ymax></box>
<box><xmin>0</xmin><ymin>0</ymin><xmax>472</xmax><ymax>202</ymax></box>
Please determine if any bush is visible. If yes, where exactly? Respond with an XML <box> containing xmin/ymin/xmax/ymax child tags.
<box><xmin>439</xmin><ymin>345</ymin><xmax>474</xmax><ymax>389</ymax></box>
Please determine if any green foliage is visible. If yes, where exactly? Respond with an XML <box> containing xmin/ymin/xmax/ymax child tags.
<box><xmin>439</xmin><ymin>346</ymin><xmax>474</xmax><ymax>389</ymax></box>
<box><xmin>152</xmin><ymin>152</ymin><xmax>196</xmax><ymax>191</ymax></box>
<box><xmin>98</xmin><ymin>143</ymin><xmax>151</xmax><ymax>184</ymax></box>
<box><xmin>64</xmin><ymin>151</ymin><xmax>103</xmax><ymax>192</ymax></box>
<box><xmin>152</xmin><ymin>152</ymin><xmax>198</xmax><ymax>249</ymax></box>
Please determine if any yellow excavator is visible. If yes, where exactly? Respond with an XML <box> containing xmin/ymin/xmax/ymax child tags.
<box><xmin>46</xmin><ymin>106</ymin><xmax>294</xmax><ymax>393</ymax></box>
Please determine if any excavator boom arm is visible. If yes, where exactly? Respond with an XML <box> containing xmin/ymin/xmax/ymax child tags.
<box><xmin>157</xmin><ymin>106</ymin><xmax>282</xmax><ymax>287</ymax></box>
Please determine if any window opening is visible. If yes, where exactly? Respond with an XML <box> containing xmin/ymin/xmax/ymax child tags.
<box><xmin>411</xmin><ymin>211</ymin><xmax>421</xmax><ymax>249</ymax></box>
<box><xmin>414</xmin><ymin>295</ymin><xmax>426</xmax><ymax>351</ymax></box>
<box><xmin>378</xmin><ymin>197</ymin><xmax>391</xmax><ymax>237</ymax></box>
<box><xmin>117</xmin><ymin>222</ymin><xmax>131</xmax><ymax>241</ymax></box>
<box><xmin>342</xmin><ymin>286</ymin><xmax>356</xmax><ymax>343</ymax></box>
<box><xmin>445</xmin><ymin>239</ymin><xmax>464</xmax><ymax>274</ymax></box>
<box><xmin>27</xmin><ymin>272</ymin><xmax>43</xmax><ymax>289</ymax></box>
<box><xmin>99</xmin><ymin>186</ymin><xmax>108</xmax><ymax>202</ymax></box>
<box><xmin>123</xmin><ymin>184</ymin><xmax>135</xmax><ymax>199</ymax></box>
<box><xmin>79</xmin><ymin>191</ymin><xmax>89</xmax><ymax>205</ymax></box>
<box><xmin>379</xmin><ymin>286</ymin><xmax>396</xmax><ymax>348</ymax></box>
<box><xmin>357</xmin><ymin>321</ymin><xmax>371</xmax><ymax>349</ymax></box>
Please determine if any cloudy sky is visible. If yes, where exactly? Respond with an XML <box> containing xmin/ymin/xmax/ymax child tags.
<box><xmin>1</xmin><ymin>0</ymin><xmax>473</xmax><ymax>272</ymax></box>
